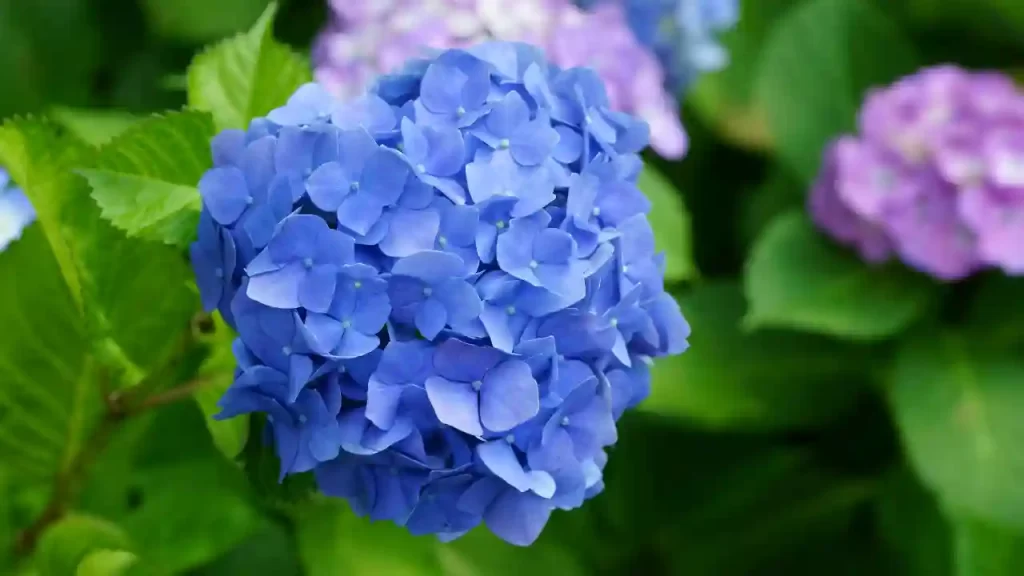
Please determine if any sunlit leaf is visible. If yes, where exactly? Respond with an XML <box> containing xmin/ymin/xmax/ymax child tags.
<box><xmin>81</xmin><ymin>110</ymin><xmax>214</xmax><ymax>247</ymax></box>
<box><xmin>187</xmin><ymin>2</ymin><xmax>311</xmax><ymax>131</ymax></box>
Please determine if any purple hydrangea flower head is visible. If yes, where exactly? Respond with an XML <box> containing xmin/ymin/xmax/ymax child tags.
<box><xmin>312</xmin><ymin>0</ymin><xmax>689</xmax><ymax>158</ymax></box>
<box><xmin>0</xmin><ymin>168</ymin><xmax>35</xmax><ymax>253</ymax></box>
<box><xmin>194</xmin><ymin>41</ymin><xmax>689</xmax><ymax>546</ymax></box>
<box><xmin>810</xmin><ymin>66</ymin><xmax>1024</xmax><ymax>280</ymax></box>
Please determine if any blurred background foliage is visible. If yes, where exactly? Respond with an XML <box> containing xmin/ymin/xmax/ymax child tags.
<box><xmin>1</xmin><ymin>0</ymin><xmax>1023</xmax><ymax>574</ymax></box>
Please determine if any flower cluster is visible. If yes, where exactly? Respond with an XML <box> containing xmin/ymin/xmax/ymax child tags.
<box><xmin>191</xmin><ymin>42</ymin><xmax>689</xmax><ymax>546</ymax></box>
<box><xmin>811</xmin><ymin>66</ymin><xmax>1024</xmax><ymax>280</ymax></box>
<box><xmin>312</xmin><ymin>0</ymin><xmax>688</xmax><ymax>158</ymax></box>
<box><xmin>578</xmin><ymin>0</ymin><xmax>739</xmax><ymax>92</ymax></box>
<box><xmin>0</xmin><ymin>168</ymin><xmax>35</xmax><ymax>253</ymax></box>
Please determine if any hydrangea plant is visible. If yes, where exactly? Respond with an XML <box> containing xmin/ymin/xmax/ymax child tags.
<box><xmin>192</xmin><ymin>41</ymin><xmax>689</xmax><ymax>545</ymax></box>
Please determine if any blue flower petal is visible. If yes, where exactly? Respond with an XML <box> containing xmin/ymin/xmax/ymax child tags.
<box><xmin>480</xmin><ymin>360</ymin><xmax>538</xmax><ymax>433</ymax></box>
<box><xmin>199</xmin><ymin>167</ymin><xmax>250</xmax><ymax>225</ymax></box>
<box><xmin>425</xmin><ymin>376</ymin><xmax>482</xmax><ymax>436</ymax></box>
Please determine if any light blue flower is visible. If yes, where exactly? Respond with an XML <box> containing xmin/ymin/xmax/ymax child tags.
<box><xmin>194</xmin><ymin>40</ymin><xmax>690</xmax><ymax>548</ymax></box>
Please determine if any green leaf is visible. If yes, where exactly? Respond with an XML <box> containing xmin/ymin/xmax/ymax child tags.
<box><xmin>755</xmin><ymin>0</ymin><xmax>918</xmax><ymax>182</ymax></box>
<box><xmin>744</xmin><ymin>211</ymin><xmax>937</xmax><ymax>339</ymax></box>
<box><xmin>0</xmin><ymin>118</ymin><xmax>95</xmax><ymax>309</ymax></box>
<box><xmin>0</xmin><ymin>226</ymin><xmax>98</xmax><ymax>484</ymax></box>
<box><xmin>187</xmin><ymin>2</ymin><xmax>312</xmax><ymax>131</ymax></box>
<box><xmin>194</xmin><ymin>313</ymin><xmax>249</xmax><ymax>460</ymax></box>
<box><xmin>0</xmin><ymin>118</ymin><xmax>196</xmax><ymax>490</ymax></box>
<box><xmin>875</xmin><ymin>470</ymin><xmax>953</xmax><ymax>576</ymax></box>
<box><xmin>141</xmin><ymin>0</ymin><xmax>271</xmax><ymax>43</ymax></box>
<box><xmin>49</xmin><ymin>109</ymin><xmax>140</xmax><ymax>147</ymax></box>
<box><xmin>439</xmin><ymin>527</ymin><xmax>587</xmax><ymax>576</ymax></box>
<box><xmin>687</xmin><ymin>0</ymin><xmax>796</xmax><ymax>150</ymax></box>
<box><xmin>888</xmin><ymin>331</ymin><xmax>1024</xmax><ymax>530</ymax></box>
<box><xmin>81</xmin><ymin>110</ymin><xmax>214</xmax><ymax>247</ymax></box>
<box><xmin>641</xmin><ymin>282</ymin><xmax>870</xmax><ymax>430</ymax></box>
<box><xmin>75</xmin><ymin>401</ymin><xmax>261</xmax><ymax>574</ymax></box>
<box><xmin>75</xmin><ymin>550</ymin><xmax>137</xmax><ymax>576</ymax></box>
<box><xmin>35</xmin><ymin>514</ymin><xmax>130</xmax><ymax>576</ymax></box>
<box><xmin>119</xmin><ymin>460</ymin><xmax>261</xmax><ymax>573</ymax></box>
<box><xmin>295</xmin><ymin>498</ymin><xmax>442</xmax><ymax>576</ymax></box>
<box><xmin>638</xmin><ymin>163</ymin><xmax>697</xmax><ymax>281</ymax></box>
<box><xmin>190</xmin><ymin>520</ymin><xmax>302</xmax><ymax>576</ymax></box>
<box><xmin>0</xmin><ymin>117</ymin><xmax>198</xmax><ymax>377</ymax></box>
<box><xmin>953</xmin><ymin>516</ymin><xmax>1024</xmax><ymax>576</ymax></box>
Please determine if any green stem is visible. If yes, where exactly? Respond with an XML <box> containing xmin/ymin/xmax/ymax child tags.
<box><xmin>13</xmin><ymin>373</ymin><xmax>215</xmax><ymax>557</ymax></box>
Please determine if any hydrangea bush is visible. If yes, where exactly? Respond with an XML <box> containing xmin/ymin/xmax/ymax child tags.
<box><xmin>811</xmin><ymin>66</ymin><xmax>1024</xmax><ymax>280</ymax></box>
<box><xmin>5</xmin><ymin>0</ymin><xmax>1024</xmax><ymax>573</ymax></box>
<box><xmin>192</xmin><ymin>41</ymin><xmax>689</xmax><ymax>545</ymax></box>
<box><xmin>0</xmin><ymin>168</ymin><xmax>35</xmax><ymax>253</ymax></box>
<box><xmin>311</xmin><ymin>0</ymin><xmax>738</xmax><ymax>158</ymax></box>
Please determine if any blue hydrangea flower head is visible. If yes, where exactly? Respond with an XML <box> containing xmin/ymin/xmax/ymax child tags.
<box><xmin>193</xmin><ymin>41</ymin><xmax>690</xmax><ymax>546</ymax></box>
<box><xmin>579</xmin><ymin>0</ymin><xmax>739</xmax><ymax>92</ymax></box>
<box><xmin>0</xmin><ymin>168</ymin><xmax>35</xmax><ymax>253</ymax></box>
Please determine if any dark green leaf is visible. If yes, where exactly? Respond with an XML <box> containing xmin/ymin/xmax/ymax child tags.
<box><xmin>875</xmin><ymin>470</ymin><xmax>953</xmax><ymax>576</ymax></box>
<box><xmin>738</xmin><ymin>166</ymin><xmax>804</xmax><ymax>249</ymax></box>
<box><xmin>598</xmin><ymin>417</ymin><xmax>881</xmax><ymax>574</ymax></box>
<box><xmin>294</xmin><ymin>498</ymin><xmax>442</xmax><ymax>576</ymax></box>
<box><xmin>641</xmin><ymin>282</ymin><xmax>870</xmax><ymax>430</ymax></box>
<box><xmin>638</xmin><ymin>163</ymin><xmax>697</xmax><ymax>281</ymax></box>
<box><xmin>141</xmin><ymin>0</ymin><xmax>271</xmax><ymax>43</ymax></box>
<box><xmin>35</xmin><ymin>514</ymin><xmax>130</xmax><ymax>576</ymax></box>
<box><xmin>0</xmin><ymin>0</ymin><xmax>100</xmax><ymax>117</ymax></box>
<box><xmin>81</xmin><ymin>110</ymin><xmax>214</xmax><ymax>247</ymax></box>
<box><xmin>888</xmin><ymin>331</ymin><xmax>1024</xmax><ymax>530</ymax></box>
<box><xmin>744</xmin><ymin>211</ymin><xmax>937</xmax><ymax>339</ymax></box>
<box><xmin>756</xmin><ymin>0</ymin><xmax>918</xmax><ymax>182</ymax></box>
<box><xmin>953</xmin><ymin>516</ymin><xmax>1024</xmax><ymax>576</ymax></box>
<box><xmin>896</xmin><ymin>0</ymin><xmax>1024</xmax><ymax>57</ymax></box>
<box><xmin>187</xmin><ymin>3</ymin><xmax>312</xmax><ymax>131</ymax></box>
<box><xmin>965</xmin><ymin>275</ymin><xmax>1024</xmax><ymax>353</ymax></box>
